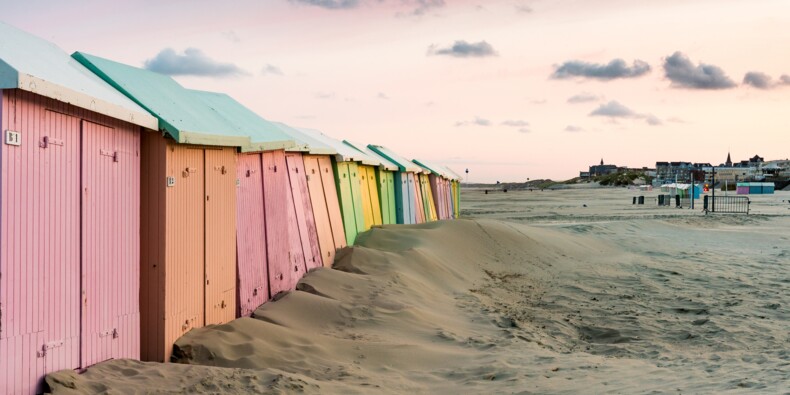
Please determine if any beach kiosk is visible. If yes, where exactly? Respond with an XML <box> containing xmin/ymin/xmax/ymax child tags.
<box><xmin>343</xmin><ymin>141</ymin><xmax>399</xmax><ymax>225</ymax></box>
<box><xmin>0</xmin><ymin>24</ymin><xmax>158</xmax><ymax>394</ymax></box>
<box><xmin>271</xmin><ymin>122</ymin><xmax>344</xmax><ymax>268</ymax></box>
<box><xmin>412</xmin><ymin>159</ymin><xmax>453</xmax><ymax>220</ymax></box>
<box><xmin>74</xmin><ymin>53</ymin><xmax>248</xmax><ymax>362</ymax></box>
<box><xmin>367</xmin><ymin>145</ymin><xmax>423</xmax><ymax>225</ymax></box>
<box><xmin>188</xmin><ymin>90</ymin><xmax>303</xmax><ymax>317</ymax></box>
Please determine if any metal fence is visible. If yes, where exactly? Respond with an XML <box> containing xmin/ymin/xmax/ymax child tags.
<box><xmin>703</xmin><ymin>195</ymin><xmax>750</xmax><ymax>214</ymax></box>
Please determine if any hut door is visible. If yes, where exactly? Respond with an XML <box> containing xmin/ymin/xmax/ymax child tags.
<box><xmin>80</xmin><ymin>120</ymin><xmax>140</xmax><ymax>366</ymax></box>
<box><xmin>204</xmin><ymin>149</ymin><xmax>236</xmax><ymax>326</ymax></box>
<box><xmin>262</xmin><ymin>151</ymin><xmax>291</xmax><ymax>296</ymax></box>
<box><xmin>302</xmin><ymin>156</ymin><xmax>335</xmax><ymax>267</ymax></box>
<box><xmin>286</xmin><ymin>154</ymin><xmax>322</xmax><ymax>270</ymax></box>
<box><xmin>236</xmin><ymin>154</ymin><xmax>269</xmax><ymax>317</ymax></box>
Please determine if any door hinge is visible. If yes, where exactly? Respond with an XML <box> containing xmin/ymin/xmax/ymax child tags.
<box><xmin>36</xmin><ymin>340</ymin><xmax>64</xmax><ymax>358</ymax></box>
<box><xmin>39</xmin><ymin>136</ymin><xmax>64</xmax><ymax>148</ymax></box>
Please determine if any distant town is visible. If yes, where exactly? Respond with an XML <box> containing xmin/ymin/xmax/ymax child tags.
<box><xmin>580</xmin><ymin>153</ymin><xmax>790</xmax><ymax>190</ymax></box>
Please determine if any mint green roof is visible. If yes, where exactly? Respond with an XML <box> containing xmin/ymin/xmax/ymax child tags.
<box><xmin>270</xmin><ymin>122</ymin><xmax>335</xmax><ymax>155</ymax></box>
<box><xmin>0</xmin><ymin>22</ymin><xmax>156</xmax><ymax>129</ymax></box>
<box><xmin>342</xmin><ymin>141</ymin><xmax>399</xmax><ymax>171</ymax></box>
<box><xmin>412</xmin><ymin>159</ymin><xmax>449</xmax><ymax>178</ymax></box>
<box><xmin>440</xmin><ymin>165</ymin><xmax>463</xmax><ymax>181</ymax></box>
<box><xmin>188</xmin><ymin>89</ymin><xmax>298</xmax><ymax>152</ymax></box>
<box><xmin>73</xmin><ymin>52</ymin><xmax>249</xmax><ymax>147</ymax></box>
<box><xmin>295</xmin><ymin>128</ymin><xmax>378</xmax><ymax>165</ymax></box>
<box><xmin>367</xmin><ymin>144</ymin><xmax>422</xmax><ymax>173</ymax></box>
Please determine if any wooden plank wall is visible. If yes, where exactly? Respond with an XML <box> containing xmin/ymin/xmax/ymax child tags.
<box><xmin>1</xmin><ymin>89</ymin><xmax>140</xmax><ymax>394</ymax></box>
<box><xmin>236</xmin><ymin>153</ymin><xmax>269</xmax><ymax>317</ymax></box>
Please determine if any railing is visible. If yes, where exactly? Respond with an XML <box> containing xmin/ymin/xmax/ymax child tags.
<box><xmin>703</xmin><ymin>195</ymin><xmax>750</xmax><ymax>214</ymax></box>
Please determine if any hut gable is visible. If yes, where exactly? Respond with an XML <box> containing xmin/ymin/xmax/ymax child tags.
<box><xmin>367</xmin><ymin>144</ymin><xmax>422</xmax><ymax>173</ymax></box>
<box><xmin>0</xmin><ymin>22</ymin><xmax>157</xmax><ymax>129</ymax></box>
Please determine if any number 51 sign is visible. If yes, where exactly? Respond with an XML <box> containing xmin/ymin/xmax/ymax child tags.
<box><xmin>5</xmin><ymin>130</ymin><xmax>21</xmax><ymax>146</ymax></box>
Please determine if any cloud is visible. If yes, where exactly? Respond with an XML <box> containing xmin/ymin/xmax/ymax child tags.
<box><xmin>567</xmin><ymin>92</ymin><xmax>601</xmax><ymax>103</ymax></box>
<box><xmin>221</xmin><ymin>30</ymin><xmax>241</xmax><ymax>43</ymax></box>
<box><xmin>590</xmin><ymin>100</ymin><xmax>662</xmax><ymax>126</ymax></box>
<box><xmin>315</xmin><ymin>91</ymin><xmax>336</xmax><ymax>99</ymax></box>
<box><xmin>377</xmin><ymin>92</ymin><xmax>390</xmax><ymax>99</ymax></box>
<box><xmin>144</xmin><ymin>48</ymin><xmax>248</xmax><ymax>77</ymax></box>
<box><xmin>551</xmin><ymin>58</ymin><xmax>650</xmax><ymax>80</ymax></box>
<box><xmin>590</xmin><ymin>101</ymin><xmax>635</xmax><ymax>117</ymax></box>
<box><xmin>289</xmin><ymin>0</ymin><xmax>359</xmax><ymax>9</ymax></box>
<box><xmin>515</xmin><ymin>4</ymin><xmax>533</xmax><ymax>13</ymax></box>
<box><xmin>564</xmin><ymin>125</ymin><xmax>583</xmax><ymax>132</ymax></box>
<box><xmin>517</xmin><ymin>127</ymin><xmax>531</xmax><ymax>133</ymax></box>
<box><xmin>429</xmin><ymin>40</ymin><xmax>497</xmax><ymax>58</ymax></box>
<box><xmin>411</xmin><ymin>0</ymin><xmax>445</xmax><ymax>15</ymax></box>
<box><xmin>455</xmin><ymin>116</ymin><xmax>492</xmax><ymax>127</ymax></box>
<box><xmin>261</xmin><ymin>64</ymin><xmax>284</xmax><ymax>76</ymax></box>
<box><xmin>742</xmin><ymin>71</ymin><xmax>790</xmax><ymax>89</ymax></box>
<box><xmin>662</xmin><ymin>51</ymin><xmax>736</xmax><ymax>89</ymax></box>
<box><xmin>501</xmin><ymin>120</ymin><xmax>529</xmax><ymax>127</ymax></box>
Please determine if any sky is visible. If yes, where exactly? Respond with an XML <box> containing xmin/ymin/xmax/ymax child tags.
<box><xmin>3</xmin><ymin>0</ymin><xmax>790</xmax><ymax>182</ymax></box>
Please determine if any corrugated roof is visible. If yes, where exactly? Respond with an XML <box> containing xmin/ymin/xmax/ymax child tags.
<box><xmin>342</xmin><ymin>141</ymin><xmax>400</xmax><ymax>171</ymax></box>
<box><xmin>270</xmin><ymin>122</ymin><xmax>335</xmax><ymax>155</ymax></box>
<box><xmin>294</xmin><ymin>128</ymin><xmax>378</xmax><ymax>165</ymax></box>
<box><xmin>367</xmin><ymin>144</ymin><xmax>422</xmax><ymax>173</ymax></box>
<box><xmin>188</xmin><ymin>89</ymin><xmax>298</xmax><ymax>152</ymax></box>
<box><xmin>73</xmin><ymin>52</ymin><xmax>250</xmax><ymax>147</ymax></box>
<box><xmin>441</xmin><ymin>165</ymin><xmax>463</xmax><ymax>181</ymax></box>
<box><xmin>0</xmin><ymin>22</ymin><xmax>157</xmax><ymax>129</ymax></box>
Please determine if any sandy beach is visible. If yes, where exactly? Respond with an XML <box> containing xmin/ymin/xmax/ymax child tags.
<box><xmin>47</xmin><ymin>187</ymin><xmax>790</xmax><ymax>394</ymax></box>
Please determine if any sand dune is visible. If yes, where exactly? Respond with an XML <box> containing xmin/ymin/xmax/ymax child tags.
<box><xmin>47</xmin><ymin>188</ymin><xmax>790</xmax><ymax>393</ymax></box>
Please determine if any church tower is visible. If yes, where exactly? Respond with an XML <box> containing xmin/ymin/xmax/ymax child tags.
<box><xmin>725</xmin><ymin>152</ymin><xmax>732</xmax><ymax>167</ymax></box>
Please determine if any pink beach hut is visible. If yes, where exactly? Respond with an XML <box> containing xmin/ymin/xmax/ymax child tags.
<box><xmin>0</xmin><ymin>23</ymin><xmax>158</xmax><ymax>394</ymax></box>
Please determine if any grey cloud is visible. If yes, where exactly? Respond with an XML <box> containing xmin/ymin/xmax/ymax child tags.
<box><xmin>518</xmin><ymin>127</ymin><xmax>531</xmax><ymax>133</ymax></box>
<box><xmin>590</xmin><ymin>101</ymin><xmax>635</xmax><ymax>117</ymax></box>
<box><xmin>743</xmin><ymin>71</ymin><xmax>790</xmax><ymax>89</ymax></box>
<box><xmin>663</xmin><ymin>51</ymin><xmax>736</xmax><ymax>89</ymax></box>
<box><xmin>564</xmin><ymin>125</ymin><xmax>583</xmax><ymax>132</ymax></box>
<box><xmin>567</xmin><ymin>92</ymin><xmax>601</xmax><ymax>103</ymax></box>
<box><xmin>551</xmin><ymin>58</ymin><xmax>650</xmax><ymax>80</ymax></box>
<box><xmin>262</xmin><ymin>64</ymin><xmax>284</xmax><ymax>76</ymax></box>
<box><xmin>429</xmin><ymin>40</ymin><xmax>497</xmax><ymax>58</ymax></box>
<box><xmin>290</xmin><ymin>0</ymin><xmax>359</xmax><ymax>9</ymax></box>
<box><xmin>411</xmin><ymin>0</ymin><xmax>445</xmax><ymax>15</ymax></box>
<box><xmin>590</xmin><ymin>101</ymin><xmax>662</xmax><ymax>126</ymax></box>
<box><xmin>315</xmin><ymin>92</ymin><xmax>336</xmax><ymax>99</ymax></box>
<box><xmin>515</xmin><ymin>4</ymin><xmax>533</xmax><ymax>13</ymax></box>
<box><xmin>377</xmin><ymin>92</ymin><xmax>390</xmax><ymax>99</ymax></box>
<box><xmin>144</xmin><ymin>48</ymin><xmax>248</xmax><ymax>77</ymax></box>
<box><xmin>222</xmin><ymin>30</ymin><xmax>241</xmax><ymax>43</ymax></box>
<box><xmin>455</xmin><ymin>116</ymin><xmax>492</xmax><ymax>127</ymax></box>
<box><xmin>501</xmin><ymin>120</ymin><xmax>529</xmax><ymax>127</ymax></box>
<box><xmin>645</xmin><ymin>114</ymin><xmax>662</xmax><ymax>126</ymax></box>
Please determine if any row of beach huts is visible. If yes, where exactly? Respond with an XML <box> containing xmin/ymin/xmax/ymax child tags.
<box><xmin>0</xmin><ymin>23</ymin><xmax>461</xmax><ymax>394</ymax></box>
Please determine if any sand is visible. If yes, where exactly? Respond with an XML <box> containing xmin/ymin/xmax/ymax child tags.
<box><xmin>47</xmin><ymin>187</ymin><xmax>790</xmax><ymax>394</ymax></box>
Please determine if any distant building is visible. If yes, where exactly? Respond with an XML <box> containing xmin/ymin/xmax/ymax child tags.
<box><xmin>588</xmin><ymin>158</ymin><xmax>619</xmax><ymax>177</ymax></box>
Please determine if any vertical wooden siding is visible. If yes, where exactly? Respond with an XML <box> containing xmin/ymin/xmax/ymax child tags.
<box><xmin>376</xmin><ymin>169</ymin><xmax>393</xmax><ymax>225</ymax></box>
<box><xmin>1</xmin><ymin>90</ymin><xmax>140</xmax><ymax>394</ymax></box>
<box><xmin>286</xmin><ymin>153</ymin><xmax>322</xmax><ymax>271</ymax></box>
<box><xmin>421</xmin><ymin>174</ymin><xmax>437</xmax><ymax>221</ymax></box>
<box><xmin>317</xmin><ymin>156</ymin><xmax>346</xmax><ymax>251</ymax></box>
<box><xmin>80</xmin><ymin>120</ymin><xmax>141</xmax><ymax>367</ymax></box>
<box><xmin>139</xmin><ymin>131</ymin><xmax>167</xmax><ymax>362</ymax></box>
<box><xmin>393</xmin><ymin>172</ymin><xmax>413</xmax><ymax>225</ymax></box>
<box><xmin>429</xmin><ymin>175</ymin><xmax>445</xmax><ymax>220</ymax></box>
<box><xmin>261</xmin><ymin>150</ymin><xmax>293</xmax><ymax>296</ymax></box>
<box><xmin>204</xmin><ymin>148</ymin><xmax>237</xmax><ymax>326</ymax></box>
<box><xmin>385</xmin><ymin>171</ymin><xmax>396</xmax><ymax>224</ymax></box>
<box><xmin>236</xmin><ymin>154</ymin><xmax>269</xmax><ymax>317</ymax></box>
<box><xmin>162</xmin><ymin>144</ymin><xmax>204</xmax><ymax>363</ymax></box>
<box><xmin>360</xmin><ymin>165</ymin><xmax>382</xmax><ymax>227</ymax></box>
<box><xmin>303</xmin><ymin>155</ymin><xmax>336</xmax><ymax>267</ymax></box>
<box><xmin>334</xmin><ymin>162</ymin><xmax>359</xmax><ymax>244</ymax></box>
<box><xmin>412</xmin><ymin>174</ymin><xmax>425</xmax><ymax>224</ymax></box>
